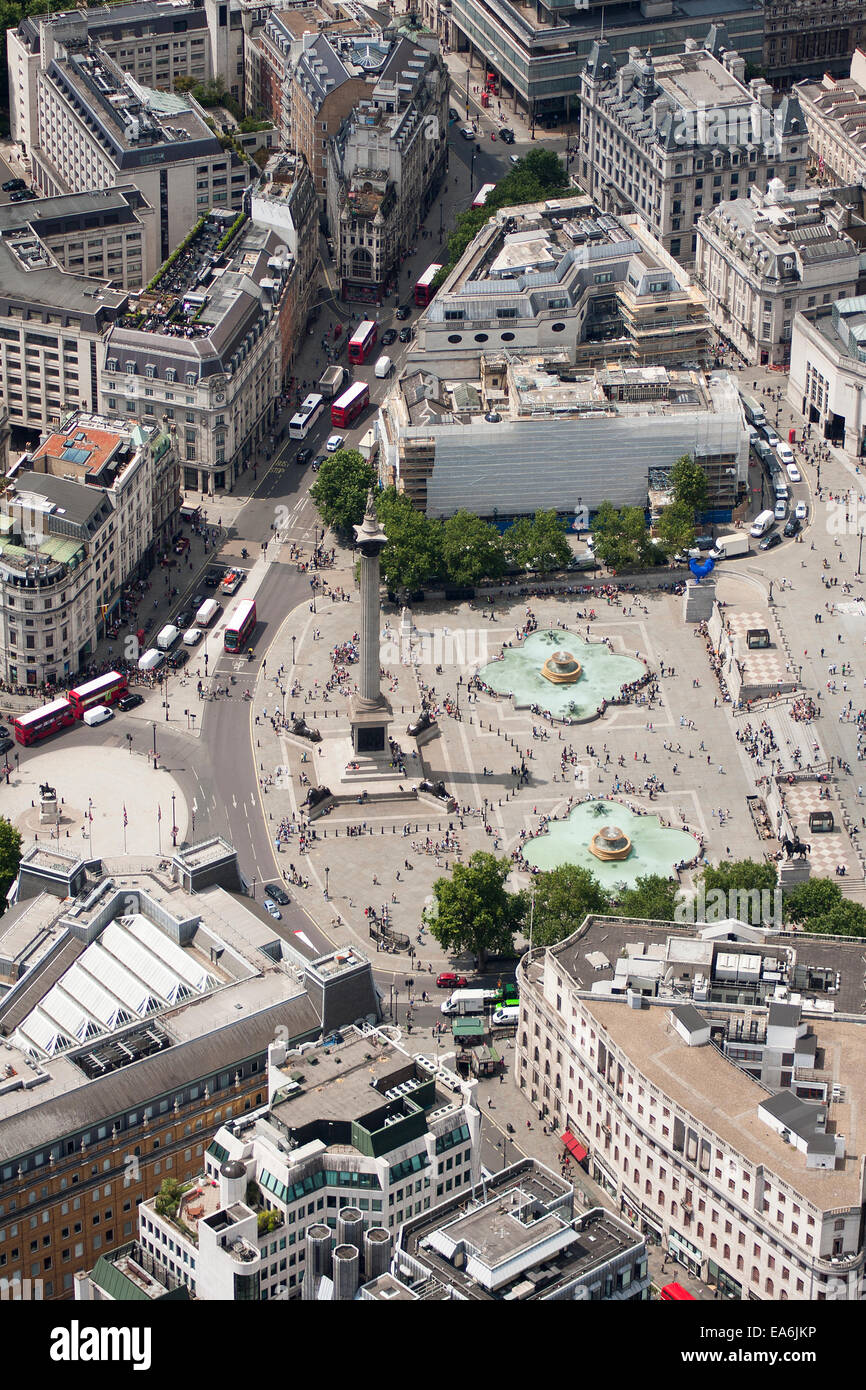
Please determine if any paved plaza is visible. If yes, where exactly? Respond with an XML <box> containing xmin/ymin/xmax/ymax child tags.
<box><xmin>3</xmin><ymin>744</ymin><xmax>188</xmax><ymax>859</ymax></box>
<box><xmin>243</xmin><ymin>563</ymin><xmax>819</xmax><ymax>971</ymax></box>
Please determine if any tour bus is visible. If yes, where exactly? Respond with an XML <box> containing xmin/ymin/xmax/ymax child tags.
<box><xmin>414</xmin><ymin>263</ymin><xmax>442</xmax><ymax>307</ymax></box>
<box><xmin>740</xmin><ymin>391</ymin><xmax>766</xmax><ymax>429</ymax></box>
<box><xmin>347</xmin><ymin>320</ymin><xmax>378</xmax><ymax>365</ymax></box>
<box><xmin>330</xmin><ymin>380</ymin><xmax>370</xmax><ymax>430</ymax></box>
<box><xmin>68</xmin><ymin>671</ymin><xmax>128</xmax><ymax>718</ymax></box>
<box><xmin>224</xmin><ymin>598</ymin><xmax>257</xmax><ymax>653</ymax></box>
<box><xmin>13</xmin><ymin>697</ymin><xmax>75</xmax><ymax>746</ymax></box>
<box><xmin>472</xmin><ymin>183</ymin><xmax>496</xmax><ymax>209</ymax></box>
<box><xmin>660</xmin><ymin>1282</ymin><xmax>695</xmax><ymax>1301</ymax></box>
<box><xmin>288</xmin><ymin>392</ymin><xmax>325</xmax><ymax>440</ymax></box>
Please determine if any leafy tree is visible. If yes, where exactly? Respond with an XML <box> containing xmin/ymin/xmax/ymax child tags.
<box><xmin>656</xmin><ymin>500</ymin><xmax>696</xmax><ymax>556</ymax></box>
<box><xmin>592</xmin><ymin>502</ymin><xmax>655</xmax><ymax>571</ymax></box>
<box><xmin>504</xmin><ymin>510</ymin><xmax>571</xmax><ymax>574</ymax></box>
<box><xmin>375</xmin><ymin>487</ymin><xmax>442</xmax><ymax>591</ymax></box>
<box><xmin>441</xmin><ymin>510</ymin><xmax>506</xmax><ymax>586</ymax></box>
<box><xmin>0</xmin><ymin>817</ymin><xmax>22</xmax><ymax>915</ymax></box>
<box><xmin>783</xmin><ymin>877</ymin><xmax>844</xmax><ymax>927</ymax></box>
<box><xmin>800</xmin><ymin>899</ymin><xmax>866</xmax><ymax>937</ymax></box>
<box><xmin>309</xmin><ymin>450</ymin><xmax>375</xmax><ymax>537</ymax></box>
<box><xmin>154</xmin><ymin>1177</ymin><xmax>183</xmax><ymax>1217</ymax></box>
<box><xmin>529</xmin><ymin>864</ymin><xmax>608</xmax><ymax>948</ymax></box>
<box><xmin>697</xmin><ymin>859</ymin><xmax>778</xmax><ymax>926</ymax></box>
<box><xmin>425</xmin><ymin>852</ymin><xmax>527</xmax><ymax>969</ymax></box>
<box><xmin>611</xmin><ymin>874</ymin><xmax>681</xmax><ymax>922</ymax></box>
<box><xmin>670</xmin><ymin>454</ymin><xmax>708</xmax><ymax>518</ymax></box>
<box><xmin>440</xmin><ymin>153</ymin><xmax>567</xmax><ymax>276</ymax></box>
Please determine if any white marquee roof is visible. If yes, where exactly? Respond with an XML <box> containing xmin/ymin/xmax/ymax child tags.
<box><xmin>13</xmin><ymin>914</ymin><xmax>219</xmax><ymax>1058</ymax></box>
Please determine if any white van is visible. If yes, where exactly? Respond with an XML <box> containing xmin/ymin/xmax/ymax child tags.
<box><xmin>750</xmin><ymin>509</ymin><xmax>775</xmax><ymax>538</ymax></box>
<box><xmin>374</xmin><ymin>354</ymin><xmax>392</xmax><ymax>379</ymax></box>
<box><xmin>491</xmin><ymin>1005</ymin><xmax>519</xmax><ymax>1027</ymax></box>
<box><xmin>138</xmin><ymin>647</ymin><xmax>165</xmax><ymax>672</ymax></box>
<box><xmin>156</xmin><ymin>623</ymin><xmax>180</xmax><ymax>652</ymax></box>
<box><xmin>194</xmin><ymin>598</ymin><xmax>220</xmax><ymax>628</ymax></box>
<box><xmin>83</xmin><ymin>704</ymin><xmax>113</xmax><ymax>726</ymax></box>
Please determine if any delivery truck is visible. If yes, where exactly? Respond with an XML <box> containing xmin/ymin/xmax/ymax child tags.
<box><xmin>709</xmin><ymin>532</ymin><xmax>749</xmax><ymax>559</ymax></box>
<box><xmin>440</xmin><ymin>988</ymin><xmax>499</xmax><ymax>1016</ymax></box>
<box><xmin>318</xmin><ymin>364</ymin><xmax>346</xmax><ymax>399</ymax></box>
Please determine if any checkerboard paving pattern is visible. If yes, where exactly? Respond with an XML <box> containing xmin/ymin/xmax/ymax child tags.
<box><xmin>726</xmin><ymin>612</ymin><xmax>791</xmax><ymax>689</ymax></box>
<box><xmin>780</xmin><ymin>783</ymin><xmax>856</xmax><ymax>877</ymax></box>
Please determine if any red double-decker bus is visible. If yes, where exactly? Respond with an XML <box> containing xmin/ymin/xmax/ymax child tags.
<box><xmin>330</xmin><ymin>381</ymin><xmax>369</xmax><ymax>430</ymax></box>
<box><xmin>415</xmin><ymin>263</ymin><xmax>442</xmax><ymax>307</ymax></box>
<box><xmin>660</xmin><ymin>1282</ymin><xmax>695</xmax><ymax>1301</ymax></box>
<box><xmin>13</xmin><ymin>697</ymin><xmax>75</xmax><ymax>746</ymax></box>
<box><xmin>224</xmin><ymin>598</ymin><xmax>257</xmax><ymax>653</ymax></box>
<box><xmin>68</xmin><ymin>670</ymin><xmax>128</xmax><ymax>718</ymax></box>
<box><xmin>347</xmin><ymin>320</ymin><xmax>377</xmax><ymax>365</ymax></box>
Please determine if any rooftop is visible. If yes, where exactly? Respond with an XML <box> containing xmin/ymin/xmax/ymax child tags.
<box><xmin>397</xmin><ymin>1161</ymin><xmax>644</xmax><ymax>1300</ymax></box>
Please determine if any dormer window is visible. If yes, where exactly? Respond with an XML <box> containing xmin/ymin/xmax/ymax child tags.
<box><xmin>145</xmin><ymin>363</ymin><xmax>156</xmax><ymax>379</ymax></box>
<box><xmin>125</xmin><ymin>360</ymin><xmax>135</xmax><ymax>375</ymax></box>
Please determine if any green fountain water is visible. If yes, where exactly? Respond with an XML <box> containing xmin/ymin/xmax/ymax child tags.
<box><xmin>479</xmin><ymin>629</ymin><xmax>645</xmax><ymax>720</ymax></box>
<box><xmin>523</xmin><ymin>799</ymin><xmax>700</xmax><ymax>889</ymax></box>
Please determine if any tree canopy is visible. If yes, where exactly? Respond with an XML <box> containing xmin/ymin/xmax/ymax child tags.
<box><xmin>504</xmin><ymin>510</ymin><xmax>571</xmax><ymax>574</ymax></box>
<box><xmin>424</xmin><ymin>852</ymin><xmax>528</xmax><ymax>968</ymax></box>
<box><xmin>0</xmin><ymin>818</ymin><xmax>22</xmax><ymax>916</ymax></box>
<box><xmin>309</xmin><ymin>450</ymin><xmax>375</xmax><ymax>537</ymax></box>
<box><xmin>670</xmin><ymin>454</ymin><xmax>709</xmax><ymax>518</ymax></box>
<box><xmin>610</xmin><ymin>874</ymin><xmax>682</xmax><ymax>922</ymax></box>
<box><xmin>784</xmin><ymin>877</ymin><xmax>866</xmax><ymax>936</ymax></box>
<box><xmin>655</xmin><ymin>500</ymin><xmax>696</xmax><ymax>557</ymax></box>
<box><xmin>591</xmin><ymin>501</ymin><xmax>660</xmax><ymax>571</ymax></box>
<box><xmin>375</xmin><ymin>487</ymin><xmax>443</xmax><ymax>591</ymax></box>
<box><xmin>529</xmin><ymin>864</ymin><xmax>609</xmax><ymax>949</ymax></box>
<box><xmin>440</xmin><ymin>511</ymin><xmax>506</xmax><ymax>586</ymax></box>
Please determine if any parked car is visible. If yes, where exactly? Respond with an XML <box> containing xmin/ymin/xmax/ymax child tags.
<box><xmin>795</xmin><ymin>501</ymin><xmax>808</xmax><ymax>521</ymax></box>
<box><xmin>783</xmin><ymin>516</ymin><xmax>801</xmax><ymax>537</ymax></box>
<box><xmin>173</xmin><ymin>610</ymin><xmax>191</xmax><ymax>630</ymax></box>
<box><xmin>117</xmin><ymin>693</ymin><xmax>144</xmax><ymax>712</ymax></box>
<box><xmin>204</xmin><ymin>568</ymin><xmax>223</xmax><ymax>587</ymax></box>
<box><xmin>776</xmin><ymin>441</ymin><xmax>794</xmax><ymax>464</ymax></box>
<box><xmin>759</xmin><ymin>531</ymin><xmax>782</xmax><ymax>551</ymax></box>
<box><xmin>325</xmin><ymin>434</ymin><xmax>344</xmax><ymax>452</ymax></box>
<box><xmin>168</xmin><ymin>649</ymin><xmax>189</xmax><ymax>669</ymax></box>
<box><xmin>774</xmin><ymin>498</ymin><xmax>787</xmax><ymax>521</ymax></box>
<box><xmin>785</xmin><ymin>461</ymin><xmax>802</xmax><ymax>483</ymax></box>
<box><xmin>399</xmin><ymin>325</ymin><xmax>413</xmax><ymax>343</ymax></box>
<box><xmin>436</xmin><ymin>972</ymin><xmax>469</xmax><ymax>989</ymax></box>
<box><xmin>182</xmin><ymin>627</ymin><xmax>204</xmax><ymax>646</ymax></box>
<box><xmin>190</xmin><ymin>593</ymin><xmax>206</xmax><ymax>611</ymax></box>
<box><xmin>19</xmin><ymin>188</ymin><xmax>37</xmax><ymax>200</ymax></box>
<box><xmin>263</xmin><ymin>882</ymin><xmax>290</xmax><ymax>905</ymax></box>
<box><xmin>263</xmin><ymin>898</ymin><xmax>282</xmax><ymax>919</ymax></box>
<box><xmin>500</xmin><ymin>128</ymin><xmax>515</xmax><ymax>144</ymax></box>
<box><xmin>509</xmin><ymin>154</ymin><xmax>520</xmax><ymax>165</ymax></box>
<box><xmin>395</xmin><ymin>304</ymin><xmax>412</xmax><ymax>320</ymax></box>
<box><xmin>448</xmin><ymin>107</ymin><xmax>460</xmax><ymax>122</ymax></box>
<box><xmin>295</xmin><ymin>447</ymin><xmax>313</xmax><ymax>466</ymax></box>
<box><xmin>381</xmin><ymin>328</ymin><xmax>397</xmax><ymax>346</ymax></box>
<box><xmin>460</xmin><ymin>125</ymin><xmax>475</xmax><ymax>140</ymax></box>
<box><xmin>2</xmin><ymin>178</ymin><xmax>24</xmax><ymax>192</ymax></box>
<box><xmin>312</xmin><ymin>455</ymin><xmax>327</xmax><ymax>471</ymax></box>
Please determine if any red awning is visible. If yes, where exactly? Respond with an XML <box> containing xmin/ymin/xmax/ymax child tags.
<box><xmin>561</xmin><ymin>1130</ymin><xmax>588</xmax><ymax>1162</ymax></box>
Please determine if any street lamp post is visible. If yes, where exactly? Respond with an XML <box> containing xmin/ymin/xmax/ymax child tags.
<box><xmin>171</xmin><ymin>792</ymin><xmax>177</xmax><ymax>847</ymax></box>
<box><xmin>324</xmin><ymin>865</ymin><xmax>330</xmax><ymax>899</ymax></box>
<box><xmin>292</xmin><ymin>634</ymin><xmax>296</xmax><ymax>666</ymax></box>
<box><xmin>152</xmin><ymin>722</ymin><xmax>157</xmax><ymax>767</ymax></box>
<box><xmin>858</xmin><ymin>530</ymin><xmax>863</xmax><ymax>577</ymax></box>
